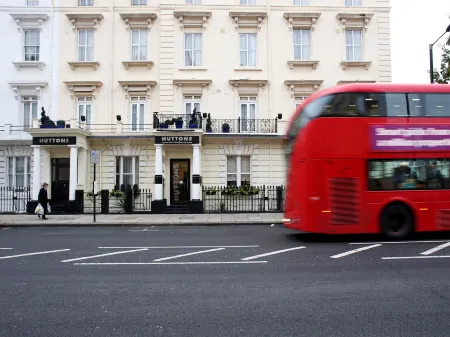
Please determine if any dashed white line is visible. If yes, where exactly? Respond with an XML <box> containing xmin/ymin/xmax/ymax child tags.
<box><xmin>153</xmin><ymin>248</ymin><xmax>225</xmax><ymax>262</ymax></box>
<box><xmin>0</xmin><ymin>249</ymin><xmax>70</xmax><ymax>260</ymax></box>
<box><xmin>330</xmin><ymin>244</ymin><xmax>382</xmax><ymax>259</ymax></box>
<box><xmin>350</xmin><ymin>240</ymin><xmax>450</xmax><ymax>245</ymax></box>
<box><xmin>420</xmin><ymin>242</ymin><xmax>450</xmax><ymax>255</ymax></box>
<box><xmin>0</xmin><ymin>248</ymin><xmax>13</xmax><ymax>250</ymax></box>
<box><xmin>61</xmin><ymin>248</ymin><xmax>148</xmax><ymax>263</ymax></box>
<box><xmin>74</xmin><ymin>261</ymin><xmax>268</xmax><ymax>266</ymax></box>
<box><xmin>1</xmin><ymin>228</ymin><xmax>12</xmax><ymax>230</ymax></box>
<box><xmin>98</xmin><ymin>246</ymin><xmax>259</xmax><ymax>249</ymax></box>
<box><xmin>241</xmin><ymin>247</ymin><xmax>306</xmax><ymax>261</ymax></box>
<box><xmin>382</xmin><ymin>255</ymin><xmax>450</xmax><ymax>260</ymax></box>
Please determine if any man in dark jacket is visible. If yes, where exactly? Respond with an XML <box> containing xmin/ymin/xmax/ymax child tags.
<box><xmin>38</xmin><ymin>182</ymin><xmax>49</xmax><ymax>220</ymax></box>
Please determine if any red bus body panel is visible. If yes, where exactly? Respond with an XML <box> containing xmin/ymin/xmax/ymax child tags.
<box><xmin>284</xmin><ymin>83</ymin><xmax>450</xmax><ymax>234</ymax></box>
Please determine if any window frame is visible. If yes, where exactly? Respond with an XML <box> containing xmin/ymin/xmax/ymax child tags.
<box><xmin>345</xmin><ymin>0</ymin><xmax>362</xmax><ymax>6</ymax></box>
<box><xmin>184</xmin><ymin>33</ymin><xmax>202</xmax><ymax>67</ymax></box>
<box><xmin>345</xmin><ymin>29</ymin><xmax>363</xmax><ymax>61</ymax></box>
<box><xmin>184</xmin><ymin>95</ymin><xmax>202</xmax><ymax>115</ymax></box>
<box><xmin>293</xmin><ymin>28</ymin><xmax>310</xmax><ymax>61</ymax></box>
<box><xmin>78</xmin><ymin>0</ymin><xmax>93</xmax><ymax>5</ymax></box>
<box><xmin>22</xmin><ymin>96</ymin><xmax>38</xmax><ymax>128</ymax></box>
<box><xmin>240</xmin><ymin>0</ymin><xmax>256</xmax><ymax>4</ymax></box>
<box><xmin>8</xmin><ymin>157</ymin><xmax>31</xmax><ymax>188</ymax></box>
<box><xmin>26</xmin><ymin>0</ymin><xmax>39</xmax><ymax>6</ymax></box>
<box><xmin>239</xmin><ymin>33</ymin><xmax>257</xmax><ymax>67</ymax></box>
<box><xmin>77</xmin><ymin>29</ymin><xmax>94</xmax><ymax>62</ymax></box>
<box><xmin>115</xmin><ymin>156</ymin><xmax>140</xmax><ymax>187</ymax></box>
<box><xmin>226</xmin><ymin>155</ymin><xmax>252</xmax><ymax>187</ymax></box>
<box><xmin>131</xmin><ymin>29</ymin><xmax>148</xmax><ymax>61</ymax></box>
<box><xmin>131</xmin><ymin>0</ymin><xmax>147</xmax><ymax>5</ymax></box>
<box><xmin>77</xmin><ymin>96</ymin><xmax>93</xmax><ymax>129</ymax></box>
<box><xmin>23</xmin><ymin>29</ymin><xmax>40</xmax><ymax>62</ymax></box>
<box><xmin>293</xmin><ymin>0</ymin><xmax>309</xmax><ymax>5</ymax></box>
<box><xmin>130</xmin><ymin>96</ymin><xmax>146</xmax><ymax>131</ymax></box>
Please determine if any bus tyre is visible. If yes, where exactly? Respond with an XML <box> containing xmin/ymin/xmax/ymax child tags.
<box><xmin>380</xmin><ymin>204</ymin><xmax>414</xmax><ymax>239</ymax></box>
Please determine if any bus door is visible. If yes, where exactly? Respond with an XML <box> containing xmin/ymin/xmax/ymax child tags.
<box><xmin>323</xmin><ymin>159</ymin><xmax>364</xmax><ymax>233</ymax></box>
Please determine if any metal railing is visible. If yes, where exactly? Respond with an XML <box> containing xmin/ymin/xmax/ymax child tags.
<box><xmin>202</xmin><ymin>185</ymin><xmax>285</xmax><ymax>213</ymax></box>
<box><xmin>132</xmin><ymin>188</ymin><xmax>152</xmax><ymax>213</ymax></box>
<box><xmin>0</xmin><ymin>186</ymin><xmax>31</xmax><ymax>214</ymax></box>
<box><xmin>153</xmin><ymin>114</ymin><xmax>203</xmax><ymax>130</ymax></box>
<box><xmin>203</xmin><ymin>118</ymin><xmax>278</xmax><ymax>134</ymax></box>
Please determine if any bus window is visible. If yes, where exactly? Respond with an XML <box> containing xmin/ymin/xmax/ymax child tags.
<box><xmin>408</xmin><ymin>93</ymin><xmax>450</xmax><ymax>117</ymax></box>
<box><xmin>368</xmin><ymin>158</ymin><xmax>450</xmax><ymax>191</ymax></box>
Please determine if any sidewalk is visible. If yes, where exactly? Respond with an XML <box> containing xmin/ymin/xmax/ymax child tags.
<box><xmin>0</xmin><ymin>213</ymin><xmax>284</xmax><ymax>227</ymax></box>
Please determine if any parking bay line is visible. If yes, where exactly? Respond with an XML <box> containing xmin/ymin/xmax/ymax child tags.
<box><xmin>98</xmin><ymin>246</ymin><xmax>259</xmax><ymax>249</ymax></box>
<box><xmin>153</xmin><ymin>248</ymin><xmax>225</xmax><ymax>262</ymax></box>
<box><xmin>382</xmin><ymin>255</ymin><xmax>450</xmax><ymax>260</ymax></box>
<box><xmin>61</xmin><ymin>248</ymin><xmax>148</xmax><ymax>263</ymax></box>
<box><xmin>241</xmin><ymin>247</ymin><xmax>306</xmax><ymax>261</ymax></box>
<box><xmin>420</xmin><ymin>242</ymin><xmax>450</xmax><ymax>255</ymax></box>
<box><xmin>330</xmin><ymin>244</ymin><xmax>382</xmax><ymax>259</ymax></box>
<box><xmin>0</xmin><ymin>248</ymin><xmax>13</xmax><ymax>250</ymax></box>
<box><xmin>74</xmin><ymin>261</ymin><xmax>268</xmax><ymax>266</ymax></box>
<box><xmin>0</xmin><ymin>249</ymin><xmax>70</xmax><ymax>260</ymax></box>
<box><xmin>350</xmin><ymin>240</ymin><xmax>450</xmax><ymax>245</ymax></box>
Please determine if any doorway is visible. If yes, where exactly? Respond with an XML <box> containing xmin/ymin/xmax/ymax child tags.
<box><xmin>51</xmin><ymin>158</ymin><xmax>70</xmax><ymax>202</ymax></box>
<box><xmin>170</xmin><ymin>159</ymin><xmax>190</xmax><ymax>204</ymax></box>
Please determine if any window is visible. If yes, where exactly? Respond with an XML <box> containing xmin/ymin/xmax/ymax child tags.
<box><xmin>24</xmin><ymin>30</ymin><xmax>40</xmax><ymax>61</ymax></box>
<box><xmin>130</xmin><ymin>97</ymin><xmax>146</xmax><ymax>131</ymax></box>
<box><xmin>184</xmin><ymin>95</ymin><xmax>201</xmax><ymax>115</ymax></box>
<box><xmin>240</xmin><ymin>33</ymin><xmax>256</xmax><ymax>67</ymax></box>
<box><xmin>240</xmin><ymin>0</ymin><xmax>255</xmax><ymax>4</ymax></box>
<box><xmin>184</xmin><ymin>33</ymin><xmax>202</xmax><ymax>66</ymax></box>
<box><xmin>116</xmin><ymin>157</ymin><xmax>140</xmax><ymax>187</ymax></box>
<box><xmin>293</xmin><ymin>29</ymin><xmax>310</xmax><ymax>60</ymax></box>
<box><xmin>78</xmin><ymin>0</ymin><xmax>93</xmax><ymax>5</ymax></box>
<box><xmin>131</xmin><ymin>29</ymin><xmax>147</xmax><ymax>61</ymax></box>
<box><xmin>131</xmin><ymin>0</ymin><xmax>147</xmax><ymax>5</ymax></box>
<box><xmin>77</xmin><ymin>97</ymin><xmax>92</xmax><ymax>128</ymax></box>
<box><xmin>293</xmin><ymin>0</ymin><xmax>309</xmax><ymax>4</ymax></box>
<box><xmin>345</xmin><ymin>30</ymin><xmax>362</xmax><ymax>61</ymax></box>
<box><xmin>295</xmin><ymin>96</ymin><xmax>308</xmax><ymax>110</ymax></box>
<box><xmin>22</xmin><ymin>96</ymin><xmax>38</xmax><ymax>128</ymax></box>
<box><xmin>26</xmin><ymin>0</ymin><xmax>39</xmax><ymax>6</ymax></box>
<box><xmin>8</xmin><ymin>157</ymin><xmax>31</xmax><ymax>188</ymax></box>
<box><xmin>240</xmin><ymin>96</ymin><xmax>257</xmax><ymax>132</ymax></box>
<box><xmin>227</xmin><ymin>156</ymin><xmax>251</xmax><ymax>187</ymax></box>
<box><xmin>185</xmin><ymin>0</ymin><xmax>201</xmax><ymax>3</ymax></box>
<box><xmin>408</xmin><ymin>93</ymin><xmax>450</xmax><ymax>117</ymax></box>
<box><xmin>368</xmin><ymin>159</ymin><xmax>450</xmax><ymax>191</ymax></box>
<box><xmin>346</xmin><ymin>0</ymin><xmax>361</xmax><ymax>6</ymax></box>
<box><xmin>78</xmin><ymin>29</ymin><xmax>94</xmax><ymax>61</ymax></box>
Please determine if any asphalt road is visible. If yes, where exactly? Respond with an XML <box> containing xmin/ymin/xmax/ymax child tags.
<box><xmin>1</xmin><ymin>225</ymin><xmax>450</xmax><ymax>337</ymax></box>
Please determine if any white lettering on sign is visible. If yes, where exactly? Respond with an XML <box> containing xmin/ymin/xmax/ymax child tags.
<box><xmin>38</xmin><ymin>138</ymin><xmax>71</xmax><ymax>145</ymax></box>
<box><xmin>161</xmin><ymin>136</ymin><xmax>193</xmax><ymax>143</ymax></box>
<box><xmin>173</xmin><ymin>164</ymin><xmax>180</xmax><ymax>202</ymax></box>
<box><xmin>374</xmin><ymin>127</ymin><xmax>450</xmax><ymax>137</ymax></box>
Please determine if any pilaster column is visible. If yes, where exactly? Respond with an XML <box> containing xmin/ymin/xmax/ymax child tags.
<box><xmin>192</xmin><ymin>144</ymin><xmax>201</xmax><ymax>200</ymax></box>
<box><xmin>41</xmin><ymin>148</ymin><xmax>51</xmax><ymax>199</ymax></box>
<box><xmin>68</xmin><ymin>145</ymin><xmax>78</xmax><ymax>201</ymax></box>
<box><xmin>154</xmin><ymin>144</ymin><xmax>163</xmax><ymax>200</ymax></box>
<box><xmin>31</xmin><ymin>145</ymin><xmax>41</xmax><ymax>200</ymax></box>
<box><xmin>77</xmin><ymin>148</ymin><xmax>87</xmax><ymax>190</ymax></box>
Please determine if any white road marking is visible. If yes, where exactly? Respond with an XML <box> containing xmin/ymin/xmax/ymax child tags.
<box><xmin>350</xmin><ymin>240</ymin><xmax>450</xmax><ymax>245</ymax></box>
<box><xmin>241</xmin><ymin>247</ymin><xmax>306</xmax><ymax>261</ymax></box>
<box><xmin>420</xmin><ymin>242</ymin><xmax>450</xmax><ymax>255</ymax></box>
<box><xmin>382</xmin><ymin>255</ymin><xmax>450</xmax><ymax>260</ymax></box>
<box><xmin>1</xmin><ymin>228</ymin><xmax>12</xmax><ymax>230</ymax></box>
<box><xmin>0</xmin><ymin>248</ymin><xmax>13</xmax><ymax>250</ymax></box>
<box><xmin>330</xmin><ymin>244</ymin><xmax>382</xmax><ymax>259</ymax></box>
<box><xmin>61</xmin><ymin>248</ymin><xmax>148</xmax><ymax>263</ymax></box>
<box><xmin>0</xmin><ymin>249</ymin><xmax>70</xmax><ymax>260</ymax></box>
<box><xmin>74</xmin><ymin>261</ymin><xmax>268</xmax><ymax>266</ymax></box>
<box><xmin>98</xmin><ymin>246</ymin><xmax>259</xmax><ymax>249</ymax></box>
<box><xmin>127</xmin><ymin>229</ymin><xmax>160</xmax><ymax>232</ymax></box>
<box><xmin>153</xmin><ymin>248</ymin><xmax>225</xmax><ymax>262</ymax></box>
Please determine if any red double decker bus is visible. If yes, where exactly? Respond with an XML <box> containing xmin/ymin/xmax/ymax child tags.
<box><xmin>283</xmin><ymin>83</ymin><xmax>450</xmax><ymax>238</ymax></box>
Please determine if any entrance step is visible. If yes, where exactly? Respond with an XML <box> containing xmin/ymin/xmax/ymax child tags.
<box><xmin>49</xmin><ymin>201</ymin><xmax>76</xmax><ymax>215</ymax></box>
<box><xmin>164</xmin><ymin>204</ymin><xmax>190</xmax><ymax>214</ymax></box>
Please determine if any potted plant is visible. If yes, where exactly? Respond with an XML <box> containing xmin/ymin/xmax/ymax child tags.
<box><xmin>175</xmin><ymin>117</ymin><xmax>184</xmax><ymax>129</ymax></box>
<box><xmin>56</xmin><ymin>120</ymin><xmax>65</xmax><ymax>128</ymax></box>
<box><xmin>189</xmin><ymin>112</ymin><xmax>198</xmax><ymax>129</ymax></box>
<box><xmin>222</xmin><ymin>123</ymin><xmax>230</xmax><ymax>133</ymax></box>
<box><xmin>65</xmin><ymin>123</ymin><xmax>70</xmax><ymax>128</ymax></box>
<box><xmin>205</xmin><ymin>187</ymin><xmax>217</xmax><ymax>195</ymax></box>
<box><xmin>159</xmin><ymin>119</ymin><xmax>171</xmax><ymax>129</ymax></box>
<box><xmin>205</xmin><ymin>113</ymin><xmax>212</xmax><ymax>133</ymax></box>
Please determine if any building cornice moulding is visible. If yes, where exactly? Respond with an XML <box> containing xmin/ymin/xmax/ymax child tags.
<box><xmin>12</xmin><ymin>61</ymin><xmax>45</xmax><ymax>71</ymax></box>
<box><xmin>174</xmin><ymin>11</ymin><xmax>212</xmax><ymax>30</ymax></box>
<box><xmin>229</xmin><ymin>11</ymin><xmax>267</xmax><ymax>31</ymax></box>
<box><xmin>287</xmin><ymin>60</ymin><xmax>319</xmax><ymax>70</ymax></box>
<box><xmin>8</xmin><ymin>81</ymin><xmax>48</xmax><ymax>100</ymax></box>
<box><xmin>173</xmin><ymin>79</ymin><xmax>212</xmax><ymax>87</ymax></box>
<box><xmin>336</xmin><ymin>13</ymin><xmax>373</xmax><ymax>31</ymax></box>
<box><xmin>283</xmin><ymin>12</ymin><xmax>321</xmax><ymax>31</ymax></box>
<box><xmin>122</xmin><ymin>60</ymin><xmax>154</xmax><ymax>70</ymax></box>
<box><xmin>119</xmin><ymin>12</ymin><xmax>157</xmax><ymax>31</ymax></box>
<box><xmin>340</xmin><ymin>60</ymin><xmax>372</xmax><ymax>70</ymax></box>
<box><xmin>284</xmin><ymin>80</ymin><xmax>323</xmax><ymax>97</ymax></box>
<box><xmin>64</xmin><ymin>81</ymin><xmax>103</xmax><ymax>99</ymax></box>
<box><xmin>118</xmin><ymin>81</ymin><xmax>157</xmax><ymax>98</ymax></box>
<box><xmin>10</xmin><ymin>13</ymin><xmax>48</xmax><ymax>32</ymax></box>
<box><xmin>66</xmin><ymin>13</ymin><xmax>104</xmax><ymax>30</ymax></box>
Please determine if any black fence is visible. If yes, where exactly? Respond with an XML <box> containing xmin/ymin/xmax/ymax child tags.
<box><xmin>202</xmin><ymin>185</ymin><xmax>285</xmax><ymax>213</ymax></box>
<box><xmin>82</xmin><ymin>188</ymin><xmax>152</xmax><ymax>214</ymax></box>
<box><xmin>0</xmin><ymin>186</ymin><xmax>31</xmax><ymax>214</ymax></box>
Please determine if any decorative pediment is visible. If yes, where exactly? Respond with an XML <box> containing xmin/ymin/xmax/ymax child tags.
<box><xmin>287</xmin><ymin>60</ymin><xmax>319</xmax><ymax>70</ymax></box>
<box><xmin>337</xmin><ymin>80</ymin><xmax>376</xmax><ymax>85</ymax></box>
<box><xmin>118</xmin><ymin>81</ymin><xmax>157</xmax><ymax>98</ymax></box>
<box><xmin>66</xmin><ymin>13</ymin><xmax>104</xmax><ymax>30</ymax></box>
<box><xmin>64</xmin><ymin>81</ymin><xmax>103</xmax><ymax>99</ymax></box>
<box><xmin>229</xmin><ymin>12</ymin><xmax>267</xmax><ymax>30</ymax></box>
<box><xmin>10</xmin><ymin>13</ymin><xmax>48</xmax><ymax>32</ymax></box>
<box><xmin>174</xmin><ymin>11</ymin><xmax>212</xmax><ymax>30</ymax></box>
<box><xmin>229</xmin><ymin>79</ymin><xmax>267</xmax><ymax>94</ymax></box>
<box><xmin>283</xmin><ymin>13</ymin><xmax>321</xmax><ymax>31</ymax></box>
<box><xmin>340</xmin><ymin>60</ymin><xmax>372</xmax><ymax>70</ymax></box>
<box><xmin>8</xmin><ymin>81</ymin><xmax>47</xmax><ymax>100</ymax></box>
<box><xmin>336</xmin><ymin>13</ymin><xmax>373</xmax><ymax>31</ymax></box>
<box><xmin>119</xmin><ymin>13</ymin><xmax>157</xmax><ymax>31</ymax></box>
<box><xmin>284</xmin><ymin>80</ymin><xmax>323</xmax><ymax>98</ymax></box>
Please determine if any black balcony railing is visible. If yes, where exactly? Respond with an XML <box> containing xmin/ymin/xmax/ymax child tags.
<box><xmin>204</xmin><ymin>118</ymin><xmax>278</xmax><ymax>134</ymax></box>
<box><xmin>153</xmin><ymin>113</ymin><xmax>203</xmax><ymax>130</ymax></box>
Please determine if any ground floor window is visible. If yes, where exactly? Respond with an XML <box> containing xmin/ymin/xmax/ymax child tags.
<box><xmin>115</xmin><ymin>156</ymin><xmax>139</xmax><ymax>187</ymax></box>
<box><xmin>226</xmin><ymin>155</ymin><xmax>251</xmax><ymax>186</ymax></box>
<box><xmin>8</xmin><ymin>157</ymin><xmax>31</xmax><ymax>187</ymax></box>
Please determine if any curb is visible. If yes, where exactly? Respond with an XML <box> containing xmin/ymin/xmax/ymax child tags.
<box><xmin>0</xmin><ymin>222</ymin><xmax>282</xmax><ymax>228</ymax></box>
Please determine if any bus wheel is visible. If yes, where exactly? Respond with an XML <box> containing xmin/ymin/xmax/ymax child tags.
<box><xmin>380</xmin><ymin>203</ymin><xmax>414</xmax><ymax>239</ymax></box>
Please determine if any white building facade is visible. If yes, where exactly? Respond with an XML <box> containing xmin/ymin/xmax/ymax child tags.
<box><xmin>0</xmin><ymin>0</ymin><xmax>392</xmax><ymax>213</ymax></box>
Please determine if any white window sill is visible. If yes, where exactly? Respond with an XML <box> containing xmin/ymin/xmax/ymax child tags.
<box><xmin>234</xmin><ymin>67</ymin><xmax>263</xmax><ymax>71</ymax></box>
<box><xmin>68</xmin><ymin>61</ymin><xmax>100</xmax><ymax>70</ymax></box>
<box><xmin>122</xmin><ymin>60</ymin><xmax>154</xmax><ymax>70</ymax></box>
<box><xmin>12</xmin><ymin>61</ymin><xmax>45</xmax><ymax>71</ymax></box>
<box><xmin>287</xmin><ymin>60</ymin><xmax>319</xmax><ymax>69</ymax></box>
<box><xmin>179</xmin><ymin>67</ymin><xmax>207</xmax><ymax>71</ymax></box>
<box><xmin>340</xmin><ymin>60</ymin><xmax>371</xmax><ymax>70</ymax></box>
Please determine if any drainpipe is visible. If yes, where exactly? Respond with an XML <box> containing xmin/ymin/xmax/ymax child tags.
<box><xmin>109</xmin><ymin>0</ymin><xmax>115</xmax><ymax>125</ymax></box>
<box><xmin>269</xmin><ymin>140</ymin><xmax>272</xmax><ymax>185</ymax></box>
<box><xmin>266</xmin><ymin>3</ymin><xmax>272</xmax><ymax>119</ymax></box>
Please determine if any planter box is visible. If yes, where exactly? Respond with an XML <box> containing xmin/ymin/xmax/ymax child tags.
<box><xmin>175</xmin><ymin>120</ymin><xmax>184</xmax><ymax>128</ymax></box>
<box><xmin>159</xmin><ymin>123</ymin><xmax>169</xmax><ymax>129</ymax></box>
<box><xmin>189</xmin><ymin>124</ymin><xmax>198</xmax><ymax>129</ymax></box>
<box><xmin>57</xmin><ymin>125</ymin><xmax>65</xmax><ymax>128</ymax></box>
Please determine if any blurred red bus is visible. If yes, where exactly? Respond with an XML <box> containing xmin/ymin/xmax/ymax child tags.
<box><xmin>283</xmin><ymin>83</ymin><xmax>450</xmax><ymax>238</ymax></box>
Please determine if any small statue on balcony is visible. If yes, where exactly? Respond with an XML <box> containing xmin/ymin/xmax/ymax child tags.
<box><xmin>40</xmin><ymin>108</ymin><xmax>55</xmax><ymax>128</ymax></box>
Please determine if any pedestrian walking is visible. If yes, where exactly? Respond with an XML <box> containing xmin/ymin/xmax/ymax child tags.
<box><xmin>38</xmin><ymin>182</ymin><xmax>49</xmax><ymax>220</ymax></box>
